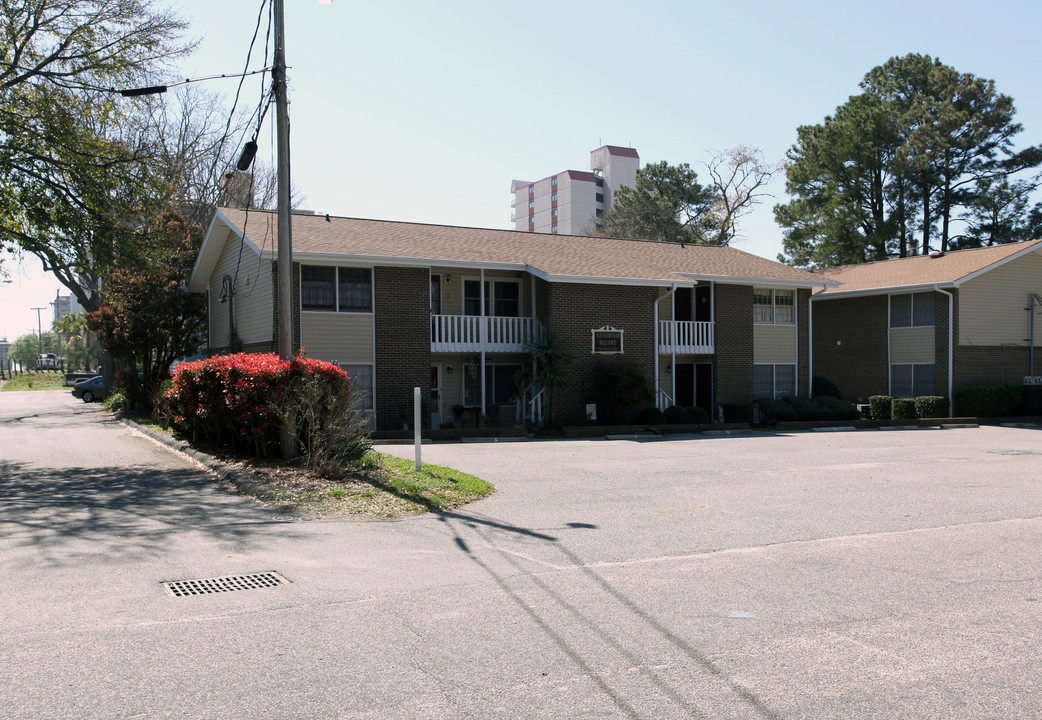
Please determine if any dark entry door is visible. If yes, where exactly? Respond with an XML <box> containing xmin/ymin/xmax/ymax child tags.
<box><xmin>675</xmin><ymin>363</ymin><xmax>695</xmax><ymax>407</ymax></box>
<box><xmin>695</xmin><ymin>363</ymin><xmax>713</xmax><ymax>416</ymax></box>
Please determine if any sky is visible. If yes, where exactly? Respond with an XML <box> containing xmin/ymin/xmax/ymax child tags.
<box><xmin>3</xmin><ymin>0</ymin><xmax>1042</xmax><ymax>340</ymax></box>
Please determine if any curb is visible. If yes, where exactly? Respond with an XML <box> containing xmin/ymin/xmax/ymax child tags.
<box><xmin>113</xmin><ymin>413</ymin><xmax>266</xmax><ymax>496</ymax></box>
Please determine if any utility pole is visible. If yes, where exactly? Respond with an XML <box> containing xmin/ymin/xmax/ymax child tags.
<box><xmin>31</xmin><ymin>306</ymin><xmax>45</xmax><ymax>361</ymax></box>
<box><xmin>274</xmin><ymin>0</ymin><xmax>295</xmax><ymax>459</ymax></box>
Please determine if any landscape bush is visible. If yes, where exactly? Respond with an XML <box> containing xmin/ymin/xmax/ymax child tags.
<box><xmin>684</xmin><ymin>406</ymin><xmax>710</xmax><ymax>424</ymax></box>
<box><xmin>891</xmin><ymin>398</ymin><xmax>916</xmax><ymax>420</ymax></box>
<box><xmin>755</xmin><ymin>396</ymin><xmax>859</xmax><ymax>423</ymax></box>
<box><xmin>588</xmin><ymin>363</ymin><xmax>654</xmax><ymax>425</ymax></box>
<box><xmin>166</xmin><ymin>352</ymin><xmax>370</xmax><ymax>466</ymax></box>
<box><xmin>662</xmin><ymin>405</ymin><xmax>691</xmax><ymax>424</ymax></box>
<box><xmin>635</xmin><ymin>407</ymin><xmax>664</xmax><ymax>425</ymax></box>
<box><xmin>953</xmin><ymin>383</ymin><xmax>1022</xmax><ymax>417</ymax></box>
<box><xmin>720</xmin><ymin>402</ymin><xmax>750</xmax><ymax>423</ymax></box>
<box><xmin>914</xmin><ymin>395</ymin><xmax>949</xmax><ymax>418</ymax></box>
<box><xmin>811</xmin><ymin>375</ymin><xmax>843</xmax><ymax>399</ymax></box>
<box><xmin>868</xmin><ymin>395</ymin><xmax>893</xmax><ymax>420</ymax></box>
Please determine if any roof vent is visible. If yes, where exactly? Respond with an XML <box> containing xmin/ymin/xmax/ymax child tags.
<box><xmin>929</xmin><ymin>251</ymin><xmax>946</xmax><ymax>259</ymax></box>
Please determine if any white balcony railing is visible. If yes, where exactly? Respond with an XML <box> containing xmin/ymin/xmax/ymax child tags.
<box><xmin>658</xmin><ymin>320</ymin><xmax>714</xmax><ymax>354</ymax></box>
<box><xmin>431</xmin><ymin>314</ymin><xmax>542</xmax><ymax>353</ymax></box>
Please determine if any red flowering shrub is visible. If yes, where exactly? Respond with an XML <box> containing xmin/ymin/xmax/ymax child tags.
<box><xmin>166</xmin><ymin>352</ymin><xmax>354</xmax><ymax>459</ymax></box>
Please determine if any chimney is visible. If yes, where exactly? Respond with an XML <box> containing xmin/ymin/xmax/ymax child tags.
<box><xmin>218</xmin><ymin>171</ymin><xmax>254</xmax><ymax>208</ymax></box>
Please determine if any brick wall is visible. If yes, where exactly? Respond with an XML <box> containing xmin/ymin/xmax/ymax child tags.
<box><xmin>546</xmin><ymin>282</ymin><xmax>657</xmax><ymax>424</ymax></box>
<box><xmin>374</xmin><ymin>266</ymin><xmax>431</xmax><ymax>432</ymax></box>
<box><xmin>714</xmin><ymin>284</ymin><xmax>754</xmax><ymax>406</ymax></box>
<box><xmin>812</xmin><ymin>295</ymin><xmax>889</xmax><ymax>402</ymax></box>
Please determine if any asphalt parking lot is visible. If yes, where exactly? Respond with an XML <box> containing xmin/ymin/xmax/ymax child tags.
<box><xmin>3</xmin><ymin>391</ymin><xmax>1041</xmax><ymax>719</ymax></box>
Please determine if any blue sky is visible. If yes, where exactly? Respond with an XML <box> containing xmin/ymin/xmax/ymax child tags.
<box><xmin>3</xmin><ymin>0</ymin><xmax>1041</xmax><ymax>339</ymax></box>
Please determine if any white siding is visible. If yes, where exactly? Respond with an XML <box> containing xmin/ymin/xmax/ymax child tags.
<box><xmin>300</xmin><ymin>312</ymin><xmax>374</xmax><ymax>364</ymax></box>
<box><xmin>754</xmin><ymin>324</ymin><xmax>797</xmax><ymax>364</ymax></box>
<box><xmin>959</xmin><ymin>251</ymin><xmax>1042</xmax><ymax>346</ymax></box>
<box><xmin>890</xmin><ymin>327</ymin><xmax>935</xmax><ymax>363</ymax></box>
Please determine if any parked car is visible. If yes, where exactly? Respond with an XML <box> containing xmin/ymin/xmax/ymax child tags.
<box><xmin>64</xmin><ymin>372</ymin><xmax>99</xmax><ymax>387</ymax></box>
<box><xmin>71</xmin><ymin>375</ymin><xmax>109</xmax><ymax>403</ymax></box>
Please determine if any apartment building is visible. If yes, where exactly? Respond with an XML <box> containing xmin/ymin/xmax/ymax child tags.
<box><xmin>510</xmin><ymin>145</ymin><xmax>639</xmax><ymax>235</ymax></box>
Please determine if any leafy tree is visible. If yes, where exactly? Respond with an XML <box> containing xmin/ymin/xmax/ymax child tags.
<box><xmin>776</xmin><ymin>54</ymin><xmax>1041</xmax><ymax>267</ymax></box>
<box><xmin>53</xmin><ymin>312</ymin><xmax>97</xmax><ymax>371</ymax></box>
<box><xmin>601</xmin><ymin>149</ymin><xmax>776</xmax><ymax>246</ymax></box>
<box><xmin>8</xmin><ymin>331</ymin><xmax>60</xmax><ymax>369</ymax></box>
<box><xmin>86</xmin><ymin>212</ymin><xmax>206</xmax><ymax>408</ymax></box>
<box><xmin>603</xmin><ymin>161</ymin><xmax>718</xmax><ymax>244</ymax></box>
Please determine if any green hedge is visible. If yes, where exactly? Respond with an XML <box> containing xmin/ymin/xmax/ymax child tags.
<box><xmin>811</xmin><ymin>375</ymin><xmax>843</xmax><ymax>399</ymax></box>
<box><xmin>684</xmin><ymin>405</ymin><xmax>710</xmax><ymax>424</ymax></box>
<box><xmin>891</xmin><ymin>398</ymin><xmax>916</xmax><ymax>421</ymax></box>
<box><xmin>953</xmin><ymin>383</ymin><xmax>1022</xmax><ymax>417</ymax></box>
<box><xmin>914</xmin><ymin>395</ymin><xmax>950</xmax><ymax>418</ymax></box>
<box><xmin>720</xmin><ymin>402</ymin><xmax>750</xmax><ymax>424</ymax></box>
<box><xmin>869</xmin><ymin>395</ymin><xmax>892</xmax><ymax>420</ymax></box>
<box><xmin>754</xmin><ymin>396</ymin><xmax>859</xmax><ymax>423</ymax></box>
<box><xmin>662</xmin><ymin>405</ymin><xmax>690</xmax><ymax>424</ymax></box>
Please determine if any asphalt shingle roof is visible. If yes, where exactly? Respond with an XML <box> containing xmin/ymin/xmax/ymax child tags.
<box><xmin>215</xmin><ymin>208</ymin><xmax>825</xmax><ymax>286</ymax></box>
<box><xmin>819</xmin><ymin>240</ymin><xmax>1042</xmax><ymax>295</ymax></box>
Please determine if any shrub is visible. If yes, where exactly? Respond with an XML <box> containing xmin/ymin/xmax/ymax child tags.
<box><xmin>166</xmin><ymin>352</ymin><xmax>370</xmax><ymax>465</ymax></box>
<box><xmin>720</xmin><ymin>402</ymin><xmax>750</xmax><ymax>423</ymax></box>
<box><xmin>103</xmin><ymin>391</ymin><xmax>129</xmax><ymax>414</ymax></box>
<box><xmin>869</xmin><ymin>395</ymin><xmax>893</xmax><ymax>420</ymax></box>
<box><xmin>953</xmin><ymin>383</ymin><xmax>1022</xmax><ymax>417</ymax></box>
<box><xmin>914</xmin><ymin>395</ymin><xmax>949</xmax><ymax>418</ymax></box>
<box><xmin>816</xmin><ymin>396</ymin><xmax>860</xmax><ymax>420</ymax></box>
<box><xmin>891</xmin><ymin>398</ymin><xmax>916</xmax><ymax>420</ymax></box>
<box><xmin>635</xmin><ymin>407</ymin><xmax>663</xmax><ymax>424</ymax></box>
<box><xmin>662</xmin><ymin>405</ymin><xmax>691</xmax><ymax>424</ymax></box>
<box><xmin>684</xmin><ymin>406</ymin><xmax>710</xmax><ymax>424</ymax></box>
<box><xmin>1023</xmin><ymin>386</ymin><xmax>1042</xmax><ymax>416</ymax></box>
<box><xmin>812</xmin><ymin>375</ymin><xmax>843</xmax><ymax>399</ymax></box>
<box><xmin>589</xmin><ymin>363</ymin><xmax>654</xmax><ymax>425</ymax></box>
<box><xmin>754</xmin><ymin>398</ymin><xmax>796</xmax><ymax>423</ymax></box>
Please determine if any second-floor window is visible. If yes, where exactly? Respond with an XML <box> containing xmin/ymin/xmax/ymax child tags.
<box><xmin>753</xmin><ymin>288</ymin><xmax>794</xmax><ymax>324</ymax></box>
<box><xmin>301</xmin><ymin>266</ymin><xmax>371</xmax><ymax>312</ymax></box>
<box><xmin>891</xmin><ymin>292</ymin><xmax>935</xmax><ymax>327</ymax></box>
<box><xmin>463</xmin><ymin>279</ymin><xmax>521</xmax><ymax>317</ymax></box>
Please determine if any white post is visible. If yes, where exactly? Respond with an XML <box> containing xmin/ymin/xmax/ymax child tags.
<box><xmin>414</xmin><ymin>386</ymin><xmax>422</xmax><ymax>471</ymax></box>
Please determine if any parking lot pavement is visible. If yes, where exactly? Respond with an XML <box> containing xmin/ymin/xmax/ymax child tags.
<box><xmin>3</xmin><ymin>391</ymin><xmax>1041</xmax><ymax>719</ymax></box>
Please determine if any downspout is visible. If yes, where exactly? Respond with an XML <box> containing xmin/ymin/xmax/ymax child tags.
<box><xmin>655</xmin><ymin>284</ymin><xmax>679</xmax><ymax>410</ymax></box>
<box><xmin>934</xmin><ymin>286</ymin><xmax>954</xmax><ymax>417</ymax></box>
<box><xmin>808</xmin><ymin>283</ymin><xmax>830</xmax><ymax>397</ymax></box>
<box><xmin>1030</xmin><ymin>293</ymin><xmax>1041</xmax><ymax>376</ymax></box>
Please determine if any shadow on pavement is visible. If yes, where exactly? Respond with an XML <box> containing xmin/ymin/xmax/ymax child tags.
<box><xmin>0</xmin><ymin>459</ymin><xmax>296</xmax><ymax>568</ymax></box>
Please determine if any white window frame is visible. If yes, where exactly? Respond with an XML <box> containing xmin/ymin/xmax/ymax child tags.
<box><xmin>462</xmin><ymin>277</ymin><xmax>522</xmax><ymax>317</ymax></box>
<box><xmin>753</xmin><ymin>288</ymin><xmax>795</xmax><ymax>325</ymax></box>
<box><xmin>300</xmin><ymin>265</ymin><xmax>372</xmax><ymax>314</ymax></box>
<box><xmin>753</xmin><ymin>363</ymin><xmax>797</xmax><ymax>399</ymax></box>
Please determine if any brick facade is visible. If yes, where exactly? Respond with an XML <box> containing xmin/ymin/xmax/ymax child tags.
<box><xmin>374</xmin><ymin>266</ymin><xmax>431</xmax><ymax>432</ymax></box>
<box><xmin>546</xmin><ymin>282</ymin><xmax>658</xmax><ymax>424</ymax></box>
<box><xmin>812</xmin><ymin>295</ymin><xmax>890</xmax><ymax>402</ymax></box>
<box><xmin>713</xmin><ymin>284</ymin><xmax>754</xmax><ymax>406</ymax></box>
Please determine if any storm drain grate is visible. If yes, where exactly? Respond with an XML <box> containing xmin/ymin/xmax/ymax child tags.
<box><xmin>163</xmin><ymin>571</ymin><xmax>288</xmax><ymax>598</ymax></box>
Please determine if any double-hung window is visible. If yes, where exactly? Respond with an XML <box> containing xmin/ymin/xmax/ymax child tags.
<box><xmin>754</xmin><ymin>289</ymin><xmax>795</xmax><ymax>324</ymax></box>
<box><xmin>890</xmin><ymin>292</ymin><xmax>935</xmax><ymax>327</ymax></box>
<box><xmin>301</xmin><ymin>266</ymin><xmax>371</xmax><ymax>312</ymax></box>
<box><xmin>890</xmin><ymin>363</ymin><xmax>935</xmax><ymax>398</ymax></box>
<box><xmin>754</xmin><ymin>364</ymin><xmax>796</xmax><ymax>399</ymax></box>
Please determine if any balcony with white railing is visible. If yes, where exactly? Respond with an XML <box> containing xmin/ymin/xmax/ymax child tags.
<box><xmin>431</xmin><ymin>315</ymin><xmax>543</xmax><ymax>353</ymax></box>
<box><xmin>658</xmin><ymin>320</ymin><xmax>714</xmax><ymax>354</ymax></box>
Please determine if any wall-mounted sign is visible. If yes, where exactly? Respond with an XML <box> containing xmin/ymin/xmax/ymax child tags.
<box><xmin>591</xmin><ymin>325</ymin><xmax>624</xmax><ymax>355</ymax></box>
<box><xmin>1024</xmin><ymin>376</ymin><xmax>1042</xmax><ymax>386</ymax></box>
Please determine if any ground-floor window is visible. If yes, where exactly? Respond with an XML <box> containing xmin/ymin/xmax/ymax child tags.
<box><xmin>753</xmin><ymin>364</ymin><xmax>796</xmax><ymax>399</ymax></box>
<box><xmin>340</xmin><ymin>364</ymin><xmax>374</xmax><ymax>410</ymax></box>
<box><xmin>463</xmin><ymin>362</ymin><xmax>523</xmax><ymax>408</ymax></box>
<box><xmin>890</xmin><ymin>363</ymin><xmax>935</xmax><ymax>398</ymax></box>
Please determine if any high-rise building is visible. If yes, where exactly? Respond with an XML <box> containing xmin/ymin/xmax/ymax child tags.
<box><xmin>511</xmin><ymin>145</ymin><xmax>639</xmax><ymax>235</ymax></box>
